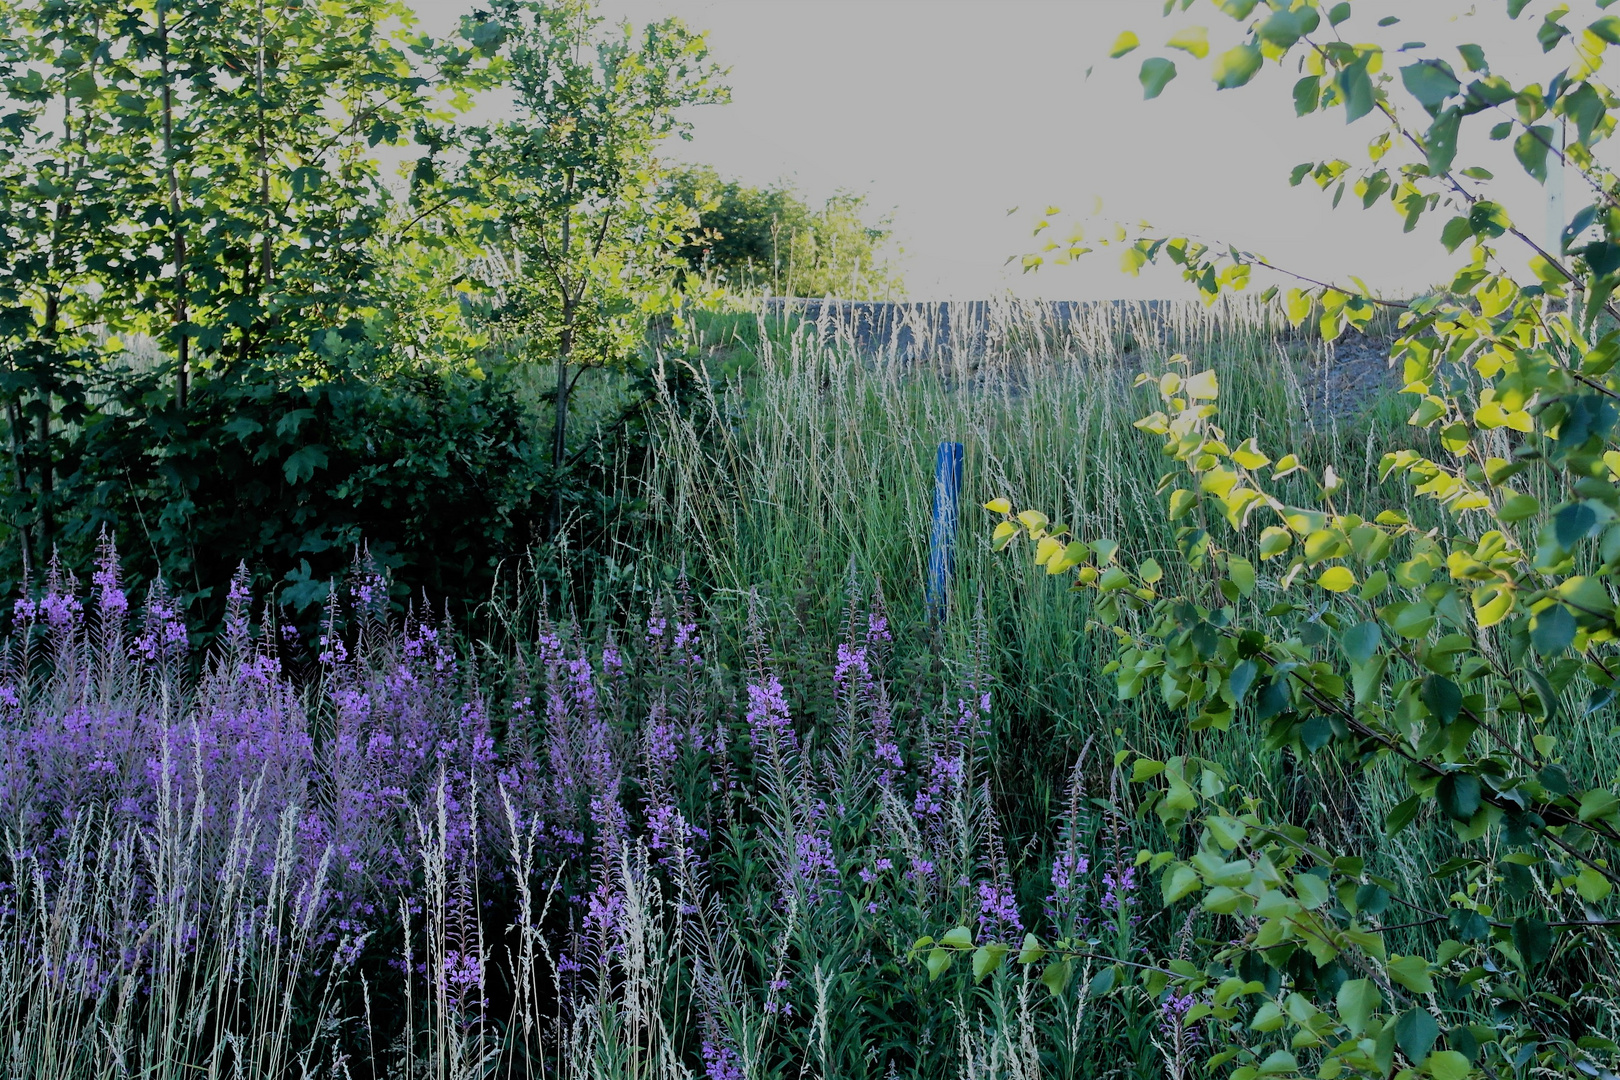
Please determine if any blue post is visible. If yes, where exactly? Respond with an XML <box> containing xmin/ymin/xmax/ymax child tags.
<box><xmin>926</xmin><ymin>441</ymin><xmax>965</xmax><ymax>623</ymax></box>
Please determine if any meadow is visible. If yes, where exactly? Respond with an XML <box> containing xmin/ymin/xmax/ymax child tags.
<box><xmin>9</xmin><ymin>297</ymin><xmax>1564</xmax><ymax>1080</ymax></box>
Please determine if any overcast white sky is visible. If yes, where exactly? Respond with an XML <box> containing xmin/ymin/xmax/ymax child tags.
<box><xmin>407</xmin><ymin>0</ymin><xmax>1609</xmax><ymax>300</ymax></box>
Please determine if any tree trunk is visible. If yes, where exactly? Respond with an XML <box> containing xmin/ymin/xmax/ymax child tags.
<box><xmin>549</xmin><ymin>314</ymin><xmax>574</xmax><ymax>538</ymax></box>
<box><xmin>7</xmin><ymin>394</ymin><xmax>32</xmax><ymax>581</ymax></box>
<box><xmin>158</xmin><ymin>2</ymin><xmax>189</xmax><ymax>409</ymax></box>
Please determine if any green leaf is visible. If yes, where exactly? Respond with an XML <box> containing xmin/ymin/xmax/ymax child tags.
<box><xmin>1294</xmin><ymin>871</ymin><xmax>1330</xmax><ymax>909</ymax></box>
<box><xmin>1299</xmin><ymin>714</ymin><xmax>1333</xmax><ymax>752</ymax></box>
<box><xmin>942</xmin><ymin>926</ymin><xmax>974</xmax><ymax>949</ymax></box>
<box><xmin>1457</xmin><ymin>43</ymin><xmax>1487</xmax><ymax>72</ymax></box>
<box><xmin>927</xmin><ymin>947</ymin><xmax>952</xmax><ymax>980</ymax></box>
<box><xmin>1425</xmin><ymin>108</ymin><xmax>1462</xmax><ymax>175</ymax></box>
<box><xmin>1228</xmin><ymin>555</ymin><xmax>1256</xmax><ymax>596</ymax></box>
<box><xmin>1420</xmin><ymin>674</ymin><xmax>1463</xmax><ymax>724</ymax></box>
<box><xmin>1386</xmin><ymin>794</ymin><xmax>1424</xmax><ymax>836</ymax></box>
<box><xmin>1400</xmin><ymin>60</ymin><xmax>1460</xmax><ymax>115</ymax></box>
<box><xmin>1511</xmin><ymin>916</ymin><xmax>1552</xmax><ymax>968</ymax></box>
<box><xmin>1336</xmin><ymin>978</ymin><xmax>1380</xmax><ymax>1036</ymax></box>
<box><xmin>972</xmin><ymin>944</ymin><xmax>1009</xmax><ymax>983</ymax></box>
<box><xmin>1110</xmin><ymin>30</ymin><xmax>1141</xmax><ymax>57</ymax></box>
<box><xmin>1163</xmin><ymin>863</ymin><xmax>1201</xmax><ymax>903</ymax></box>
<box><xmin>1293</xmin><ymin>74</ymin><xmax>1321</xmax><ymax>115</ymax></box>
<box><xmin>1498</xmin><ymin>492</ymin><xmax>1540</xmax><ymax>521</ymax></box>
<box><xmin>1328</xmin><ymin>2</ymin><xmax>1351</xmax><ymax>26</ymax></box>
<box><xmin>1526</xmin><ymin>669</ymin><xmax>1560</xmax><ymax>721</ymax></box>
<box><xmin>1440</xmin><ymin>215</ymin><xmax>1473</xmax><ymax>252</ymax></box>
<box><xmin>1387</xmin><ymin>954</ymin><xmax>1435</xmax><ymax>994</ymax></box>
<box><xmin>1592</xmin><ymin>16</ymin><xmax>1620</xmax><ymax>44</ymax></box>
<box><xmin>1578</xmin><ymin>866</ymin><xmax>1614</xmax><ymax>903</ymax></box>
<box><xmin>1556</xmin><ymin>502</ymin><xmax>1597</xmax><ymax>549</ymax></box>
<box><xmin>1318</xmin><ymin>566</ymin><xmax>1356</xmax><ymax>592</ymax></box>
<box><xmin>1531</xmin><ymin>604</ymin><xmax>1576</xmax><ymax>656</ymax></box>
<box><xmin>1515</xmin><ymin>125</ymin><xmax>1554</xmax><ymax>183</ymax></box>
<box><xmin>1341</xmin><ymin>621</ymin><xmax>1380</xmax><ymax>663</ymax></box>
<box><xmin>1040</xmin><ymin>959</ymin><xmax>1073</xmax><ymax>995</ymax></box>
<box><xmin>1229</xmin><ymin>659</ymin><xmax>1258</xmax><ymax>700</ymax></box>
<box><xmin>1338</xmin><ymin>54</ymin><xmax>1376</xmax><ymax>122</ymax></box>
<box><xmin>282</xmin><ymin>444</ymin><xmax>330</xmax><ymax>485</ymax></box>
<box><xmin>1250</xmin><ymin>1000</ymin><xmax>1286</xmax><ymax>1031</ymax></box>
<box><xmin>1579</xmin><ymin>788</ymin><xmax>1620</xmax><ymax>823</ymax></box>
<box><xmin>1437</xmin><ymin>772</ymin><xmax>1481</xmax><ymax>821</ymax></box>
<box><xmin>1538</xmin><ymin>11</ymin><xmax>1571</xmax><ymax>51</ymax></box>
<box><xmin>1213</xmin><ymin>44</ymin><xmax>1263</xmax><ymax>90</ymax></box>
<box><xmin>1086</xmin><ymin>964</ymin><xmax>1115</xmax><ymax>997</ymax></box>
<box><xmin>1140</xmin><ymin>57</ymin><xmax>1178</xmax><ymax>99</ymax></box>
<box><xmin>1468</xmin><ymin>200</ymin><xmax>1510</xmax><ymax>238</ymax></box>
<box><xmin>1423</xmin><ymin>1051</ymin><xmax>1472</xmax><ymax>1080</ymax></box>
<box><xmin>1394</xmin><ymin>1007</ymin><xmax>1440</xmax><ymax>1063</ymax></box>
<box><xmin>1257</xmin><ymin>1050</ymin><xmax>1298</xmax><ymax>1075</ymax></box>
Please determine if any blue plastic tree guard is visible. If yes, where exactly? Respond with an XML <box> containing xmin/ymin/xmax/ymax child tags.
<box><xmin>926</xmin><ymin>441</ymin><xmax>965</xmax><ymax>623</ymax></box>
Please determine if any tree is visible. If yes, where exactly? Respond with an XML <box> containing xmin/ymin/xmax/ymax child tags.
<box><xmin>0</xmin><ymin>0</ymin><xmax>510</xmax><ymax>604</ymax></box>
<box><xmin>927</xmin><ymin>4</ymin><xmax>1620</xmax><ymax>1079</ymax></box>
<box><xmin>0</xmin><ymin>1</ymin><xmax>127</xmax><ymax>576</ymax></box>
<box><xmin>462</xmin><ymin>0</ymin><xmax>726</xmax><ymax>537</ymax></box>
<box><xmin>664</xmin><ymin>164</ymin><xmax>904</xmax><ymax>299</ymax></box>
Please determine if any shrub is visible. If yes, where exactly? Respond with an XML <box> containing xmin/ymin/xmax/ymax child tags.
<box><xmin>948</xmin><ymin>3</ymin><xmax>1620</xmax><ymax>1078</ymax></box>
<box><xmin>8</xmin><ymin>349</ymin><xmax>552</xmax><ymax>626</ymax></box>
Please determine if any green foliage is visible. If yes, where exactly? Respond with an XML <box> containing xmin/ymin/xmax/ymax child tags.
<box><xmin>459</xmin><ymin>0</ymin><xmax>727</xmax><ymax>535</ymax></box>
<box><xmin>69</xmin><ymin>350</ymin><xmax>550</xmax><ymax>621</ymax></box>
<box><xmin>0</xmin><ymin>0</ymin><xmax>726</xmax><ymax>620</ymax></box>
<box><xmin>664</xmin><ymin>164</ymin><xmax>904</xmax><ymax>299</ymax></box>
<box><xmin>956</xmin><ymin>3</ymin><xmax>1620</xmax><ymax>1078</ymax></box>
<box><xmin>0</xmin><ymin>0</ymin><xmax>506</xmax><ymax>576</ymax></box>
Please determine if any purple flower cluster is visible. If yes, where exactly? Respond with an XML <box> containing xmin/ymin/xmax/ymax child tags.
<box><xmin>0</xmin><ymin>553</ymin><xmax>1133</xmax><ymax>1075</ymax></box>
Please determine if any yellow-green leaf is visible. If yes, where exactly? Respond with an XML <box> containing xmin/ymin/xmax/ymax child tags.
<box><xmin>1318</xmin><ymin>566</ymin><xmax>1357</xmax><ymax>592</ymax></box>
<box><xmin>1232</xmin><ymin>438</ymin><xmax>1270</xmax><ymax>470</ymax></box>
<box><xmin>1185</xmin><ymin>370</ymin><xmax>1220</xmax><ymax>399</ymax></box>
<box><xmin>1110</xmin><ymin>30</ymin><xmax>1140</xmax><ymax>57</ymax></box>
<box><xmin>1167</xmin><ymin>25</ymin><xmax>1210</xmax><ymax>59</ymax></box>
<box><xmin>1578</xmin><ymin>866</ymin><xmax>1614</xmax><ymax>903</ymax></box>
<box><xmin>984</xmin><ymin>498</ymin><xmax>1012</xmax><ymax>514</ymax></box>
<box><xmin>1422</xmin><ymin>1051</ymin><xmax>1471</xmax><ymax>1080</ymax></box>
<box><xmin>1471</xmin><ymin>583</ymin><xmax>1514</xmax><ymax>627</ymax></box>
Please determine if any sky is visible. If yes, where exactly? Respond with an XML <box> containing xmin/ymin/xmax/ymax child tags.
<box><xmin>406</xmin><ymin>0</ymin><xmax>1608</xmax><ymax>301</ymax></box>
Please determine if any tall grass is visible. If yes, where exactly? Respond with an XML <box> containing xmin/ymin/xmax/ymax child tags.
<box><xmin>8</xmin><ymin>296</ymin><xmax>1617</xmax><ymax>1077</ymax></box>
<box><xmin>634</xmin><ymin>298</ymin><xmax>1425</xmax><ymax>820</ymax></box>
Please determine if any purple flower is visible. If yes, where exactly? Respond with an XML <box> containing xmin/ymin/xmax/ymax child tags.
<box><xmin>745</xmin><ymin>673</ymin><xmax>796</xmax><ymax>753</ymax></box>
<box><xmin>92</xmin><ymin>535</ymin><xmax>128</xmax><ymax>619</ymax></box>
<box><xmin>701</xmin><ymin>1039</ymin><xmax>745</xmax><ymax>1080</ymax></box>
<box><xmin>131</xmin><ymin>581</ymin><xmax>187</xmax><ymax>663</ymax></box>
<box><xmin>1159</xmin><ymin>990</ymin><xmax>1201</xmax><ymax>1046</ymax></box>
<box><xmin>1102</xmin><ymin>864</ymin><xmax>1138</xmax><ymax>914</ymax></box>
<box><xmin>977</xmin><ymin>879</ymin><xmax>1023</xmax><ymax>936</ymax></box>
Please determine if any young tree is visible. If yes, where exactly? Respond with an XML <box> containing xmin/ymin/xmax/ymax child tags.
<box><xmin>463</xmin><ymin>0</ymin><xmax>726</xmax><ymax>537</ymax></box>
<box><xmin>930</xmin><ymin>4</ymin><xmax>1620</xmax><ymax>1080</ymax></box>
<box><xmin>0</xmin><ymin>1</ymin><xmax>128</xmax><ymax>574</ymax></box>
